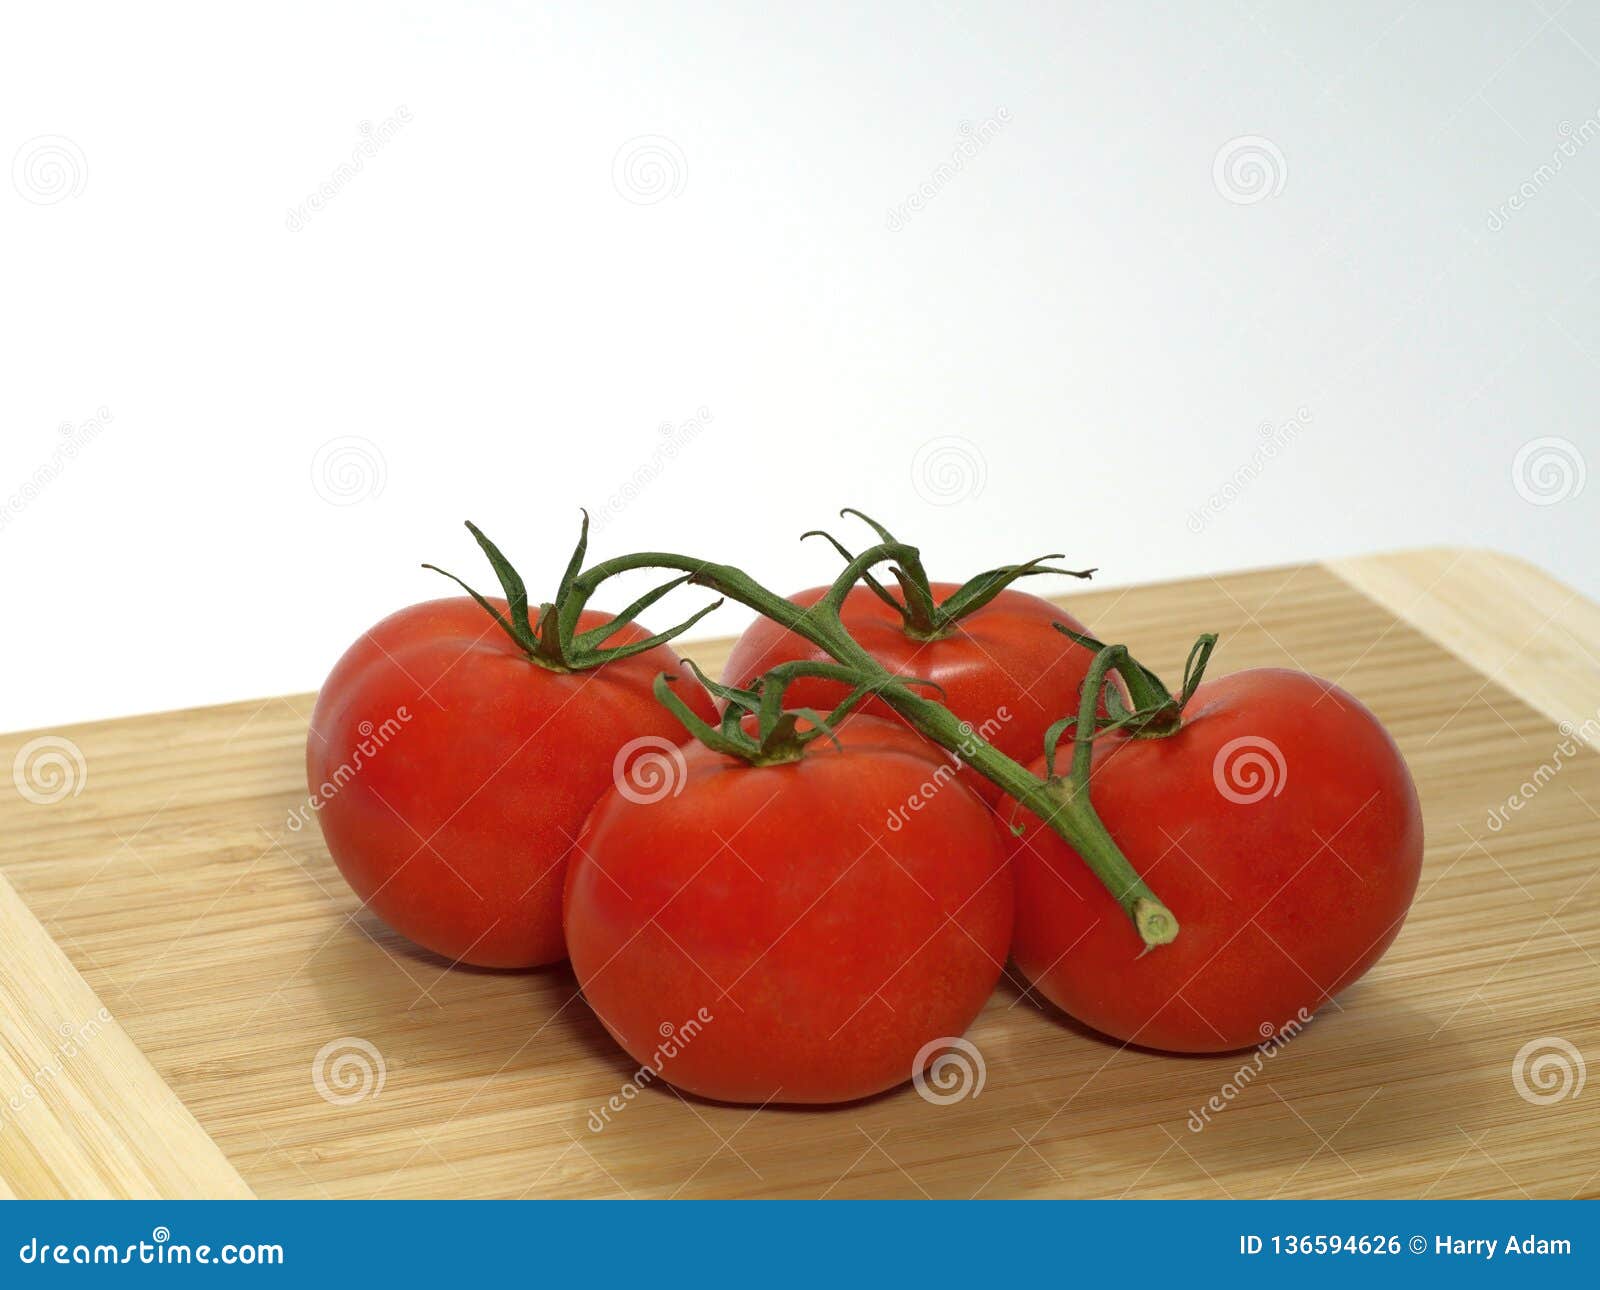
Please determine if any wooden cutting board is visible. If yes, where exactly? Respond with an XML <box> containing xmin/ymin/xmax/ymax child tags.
<box><xmin>1</xmin><ymin>549</ymin><xmax>1597</xmax><ymax>1200</ymax></box>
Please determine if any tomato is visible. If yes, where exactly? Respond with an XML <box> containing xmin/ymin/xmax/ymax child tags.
<box><xmin>563</xmin><ymin>714</ymin><xmax>1014</xmax><ymax>1103</ymax></box>
<box><xmin>721</xmin><ymin>582</ymin><xmax>1099</xmax><ymax>803</ymax></box>
<box><xmin>1006</xmin><ymin>668</ymin><xmax>1423</xmax><ymax>1053</ymax></box>
<box><xmin>307</xmin><ymin>595</ymin><xmax>715</xmax><ymax>968</ymax></box>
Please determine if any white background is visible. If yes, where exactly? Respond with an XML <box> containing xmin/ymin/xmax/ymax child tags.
<box><xmin>3</xmin><ymin>0</ymin><xmax>1596</xmax><ymax>732</ymax></box>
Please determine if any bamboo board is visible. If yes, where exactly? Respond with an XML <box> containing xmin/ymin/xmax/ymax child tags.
<box><xmin>1</xmin><ymin>549</ymin><xmax>1596</xmax><ymax>1199</ymax></box>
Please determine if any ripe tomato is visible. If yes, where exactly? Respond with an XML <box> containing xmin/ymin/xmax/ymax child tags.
<box><xmin>1006</xmin><ymin>668</ymin><xmax>1423</xmax><ymax>1053</ymax></box>
<box><xmin>563</xmin><ymin>714</ymin><xmax>1014</xmax><ymax>1103</ymax></box>
<box><xmin>307</xmin><ymin>596</ymin><xmax>715</xmax><ymax>968</ymax></box>
<box><xmin>721</xmin><ymin>582</ymin><xmax>1099</xmax><ymax>803</ymax></box>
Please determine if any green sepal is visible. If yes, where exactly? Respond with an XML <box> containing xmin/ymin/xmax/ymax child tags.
<box><xmin>651</xmin><ymin>672</ymin><xmax>748</xmax><ymax>759</ymax></box>
<box><xmin>939</xmin><ymin>553</ymin><xmax>1095</xmax><ymax>622</ymax></box>
<box><xmin>424</xmin><ymin>517</ymin><xmax>719</xmax><ymax>673</ymax></box>
<box><xmin>576</xmin><ymin>597</ymin><xmax>724</xmax><ymax>664</ymax></box>
<box><xmin>808</xmin><ymin>509</ymin><xmax>1094</xmax><ymax>640</ymax></box>
<box><xmin>1177</xmin><ymin>633</ymin><xmax>1220</xmax><ymax>707</ymax></box>
<box><xmin>655</xmin><ymin>657</ymin><xmax>937</xmax><ymax>767</ymax></box>
<box><xmin>572</xmin><ymin>574</ymin><xmax>697</xmax><ymax>651</ymax></box>
<box><xmin>418</xmin><ymin>561</ymin><xmax>533</xmax><ymax>654</ymax></box>
<box><xmin>799</xmin><ymin>528</ymin><xmax>903</xmax><ymax>616</ymax></box>
<box><xmin>1049</xmin><ymin>624</ymin><xmax>1222</xmax><ymax>742</ymax></box>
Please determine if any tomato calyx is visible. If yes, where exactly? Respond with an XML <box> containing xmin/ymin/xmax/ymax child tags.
<box><xmin>653</xmin><ymin>659</ymin><xmax>938</xmax><ymax>767</ymax></box>
<box><xmin>1022</xmin><ymin>628</ymin><xmax>1218</xmax><ymax>947</ymax></box>
<box><xmin>422</xmin><ymin>516</ymin><xmax>722</xmax><ymax>673</ymax></box>
<box><xmin>1039</xmin><ymin>627</ymin><xmax>1219</xmax><ymax>771</ymax></box>
<box><xmin>801</xmin><ymin>509</ymin><xmax>1095</xmax><ymax>642</ymax></box>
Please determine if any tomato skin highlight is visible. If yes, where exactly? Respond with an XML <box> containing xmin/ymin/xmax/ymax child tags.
<box><xmin>1005</xmin><ymin>669</ymin><xmax>1423</xmax><ymax>1053</ymax></box>
<box><xmin>721</xmin><ymin>584</ymin><xmax>1098</xmax><ymax>803</ymax></box>
<box><xmin>564</xmin><ymin>717</ymin><xmax>1014</xmax><ymax>1103</ymax></box>
<box><xmin>307</xmin><ymin>596</ymin><xmax>715</xmax><ymax>968</ymax></box>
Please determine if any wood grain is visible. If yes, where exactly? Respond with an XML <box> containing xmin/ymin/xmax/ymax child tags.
<box><xmin>0</xmin><ymin>550</ymin><xmax>1595</xmax><ymax>1199</ymax></box>
<box><xmin>1332</xmin><ymin>548</ymin><xmax>1600</xmax><ymax>744</ymax></box>
<box><xmin>0</xmin><ymin>872</ymin><xmax>252</xmax><ymax>1198</ymax></box>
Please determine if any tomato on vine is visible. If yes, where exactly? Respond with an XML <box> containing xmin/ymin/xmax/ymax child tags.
<box><xmin>564</xmin><ymin>525</ymin><xmax>1181</xmax><ymax>951</ymax></box>
<box><xmin>563</xmin><ymin>665</ymin><xmax>1014</xmax><ymax>1104</ymax></box>
<box><xmin>307</xmin><ymin>520</ymin><xmax>716</xmax><ymax>968</ymax></box>
<box><xmin>1004</xmin><ymin>631</ymin><xmax>1424</xmax><ymax>1052</ymax></box>
<box><xmin>721</xmin><ymin>511</ymin><xmax>1106</xmax><ymax>803</ymax></box>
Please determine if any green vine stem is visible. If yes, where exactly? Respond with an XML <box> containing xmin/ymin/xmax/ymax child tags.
<box><xmin>563</xmin><ymin>540</ymin><xmax>1180</xmax><ymax>949</ymax></box>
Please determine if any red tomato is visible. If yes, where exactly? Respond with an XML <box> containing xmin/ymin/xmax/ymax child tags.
<box><xmin>721</xmin><ymin>584</ymin><xmax>1098</xmax><ymax>803</ymax></box>
<box><xmin>307</xmin><ymin>596</ymin><xmax>715</xmax><ymax>968</ymax></box>
<box><xmin>564</xmin><ymin>715</ymin><xmax>1014</xmax><ymax>1103</ymax></box>
<box><xmin>1006</xmin><ymin>669</ymin><xmax>1423</xmax><ymax>1053</ymax></box>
